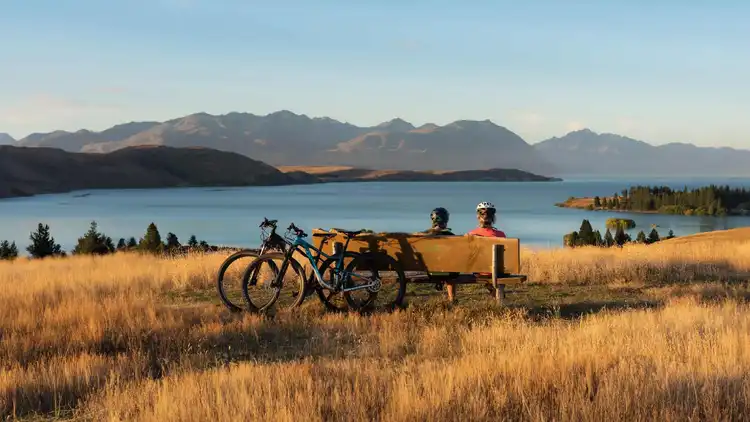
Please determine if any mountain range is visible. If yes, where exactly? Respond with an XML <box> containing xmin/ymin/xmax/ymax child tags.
<box><xmin>535</xmin><ymin>129</ymin><xmax>750</xmax><ymax>176</ymax></box>
<box><xmin>7</xmin><ymin>111</ymin><xmax>750</xmax><ymax>176</ymax></box>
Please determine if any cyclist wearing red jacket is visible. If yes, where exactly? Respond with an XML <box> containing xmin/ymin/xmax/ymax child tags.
<box><xmin>467</xmin><ymin>202</ymin><xmax>506</xmax><ymax>238</ymax></box>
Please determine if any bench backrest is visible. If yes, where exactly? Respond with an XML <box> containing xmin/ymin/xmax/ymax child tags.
<box><xmin>311</xmin><ymin>229</ymin><xmax>521</xmax><ymax>274</ymax></box>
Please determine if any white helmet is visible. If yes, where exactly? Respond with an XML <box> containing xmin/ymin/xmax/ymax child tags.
<box><xmin>476</xmin><ymin>201</ymin><xmax>495</xmax><ymax>211</ymax></box>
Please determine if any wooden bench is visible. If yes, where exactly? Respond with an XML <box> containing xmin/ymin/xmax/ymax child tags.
<box><xmin>311</xmin><ymin>228</ymin><xmax>527</xmax><ymax>304</ymax></box>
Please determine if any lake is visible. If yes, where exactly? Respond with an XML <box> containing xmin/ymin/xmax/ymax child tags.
<box><xmin>1</xmin><ymin>177</ymin><xmax>749</xmax><ymax>253</ymax></box>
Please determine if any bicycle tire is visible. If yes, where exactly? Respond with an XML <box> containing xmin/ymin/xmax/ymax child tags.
<box><xmin>215</xmin><ymin>249</ymin><xmax>260</xmax><ymax>313</ymax></box>
<box><xmin>241</xmin><ymin>252</ymin><xmax>307</xmax><ymax>313</ymax></box>
<box><xmin>314</xmin><ymin>251</ymin><xmax>362</xmax><ymax>312</ymax></box>
<box><xmin>343</xmin><ymin>251</ymin><xmax>407</xmax><ymax>313</ymax></box>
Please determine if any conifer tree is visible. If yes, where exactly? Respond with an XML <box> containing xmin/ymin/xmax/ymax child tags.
<box><xmin>73</xmin><ymin>221</ymin><xmax>115</xmax><ymax>255</ymax></box>
<box><xmin>603</xmin><ymin>228</ymin><xmax>615</xmax><ymax>247</ymax></box>
<box><xmin>165</xmin><ymin>232</ymin><xmax>181</xmax><ymax>252</ymax></box>
<box><xmin>594</xmin><ymin>230</ymin><xmax>603</xmax><ymax>246</ymax></box>
<box><xmin>636</xmin><ymin>230</ymin><xmax>647</xmax><ymax>243</ymax></box>
<box><xmin>127</xmin><ymin>237</ymin><xmax>138</xmax><ymax>248</ymax></box>
<box><xmin>578</xmin><ymin>219</ymin><xmax>595</xmax><ymax>246</ymax></box>
<box><xmin>139</xmin><ymin>223</ymin><xmax>164</xmax><ymax>254</ymax></box>
<box><xmin>647</xmin><ymin>228</ymin><xmax>660</xmax><ymax>244</ymax></box>
<box><xmin>0</xmin><ymin>240</ymin><xmax>19</xmax><ymax>260</ymax></box>
<box><xmin>26</xmin><ymin>223</ymin><xmax>63</xmax><ymax>259</ymax></box>
<box><xmin>594</xmin><ymin>196</ymin><xmax>601</xmax><ymax>207</ymax></box>
<box><xmin>116</xmin><ymin>238</ymin><xmax>127</xmax><ymax>250</ymax></box>
<box><xmin>187</xmin><ymin>235</ymin><xmax>199</xmax><ymax>248</ymax></box>
<box><xmin>614</xmin><ymin>225</ymin><xmax>628</xmax><ymax>247</ymax></box>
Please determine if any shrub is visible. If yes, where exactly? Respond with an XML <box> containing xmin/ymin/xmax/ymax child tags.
<box><xmin>606</xmin><ymin>218</ymin><xmax>636</xmax><ymax>230</ymax></box>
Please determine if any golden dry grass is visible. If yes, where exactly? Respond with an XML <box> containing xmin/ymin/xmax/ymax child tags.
<box><xmin>1</xmin><ymin>229</ymin><xmax>749</xmax><ymax>420</ymax></box>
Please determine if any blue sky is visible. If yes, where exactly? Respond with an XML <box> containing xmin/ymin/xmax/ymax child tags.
<box><xmin>1</xmin><ymin>0</ymin><xmax>748</xmax><ymax>147</ymax></box>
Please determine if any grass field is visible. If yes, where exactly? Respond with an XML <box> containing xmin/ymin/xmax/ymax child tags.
<box><xmin>1</xmin><ymin>228</ymin><xmax>750</xmax><ymax>420</ymax></box>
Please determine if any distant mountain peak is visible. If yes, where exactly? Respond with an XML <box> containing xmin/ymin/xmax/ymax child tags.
<box><xmin>447</xmin><ymin>119</ymin><xmax>501</xmax><ymax>129</ymax></box>
<box><xmin>268</xmin><ymin>109</ymin><xmax>302</xmax><ymax>118</ymax></box>
<box><xmin>375</xmin><ymin>118</ymin><xmax>415</xmax><ymax>132</ymax></box>
<box><xmin>0</xmin><ymin>133</ymin><xmax>15</xmax><ymax>145</ymax></box>
<box><xmin>566</xmin><ymin>128</ymin><xmax>596</xmax><ymax>135</ymax></box>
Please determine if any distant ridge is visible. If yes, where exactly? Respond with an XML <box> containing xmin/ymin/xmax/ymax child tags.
<box><xmin>0</xmin><ymin>145</ymin><xmax>317</xmax><ymax>199</ymax></box>
<box><xmin>534</xmin><ymin>128</ymin><xmax>750</xmax><ymax>176</ymax></box>
<box><xmin>12</xmin><ymin>110</ymin><xmax>555</xmax><ymax>174</ymax></box>
<box><xmin>7</xmin><ymin>111</ymin><xmax>749</xmax><ymax>176</ymax></box>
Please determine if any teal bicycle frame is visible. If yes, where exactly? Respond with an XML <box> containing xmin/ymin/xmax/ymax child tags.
<box><xmin>275</xmin><ymin>227</ymin><xmax>381</xmax><ymax>293</ymax></box>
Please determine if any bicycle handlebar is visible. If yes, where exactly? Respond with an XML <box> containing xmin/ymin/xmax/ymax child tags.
<box><xmin>287</xmin><ymin>222</ymin><xmax>307</xmax><ymax>238</ymax></box>
<box><xmin>260</xmin><ymin>217</ymin><xmax>278</xmax><ymax>229</ymax></box>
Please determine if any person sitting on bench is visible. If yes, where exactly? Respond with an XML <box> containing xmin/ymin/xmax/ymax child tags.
<box><xmin>417</xmin><ymin>207</ymin><xmax>460</xmax><ymax>302</ymax></box>
<box><xmin>420</xmin><ymin>207</ymin><xmax>454</xmax><ymax>235</ymax></box>
<box><xmin>467</xmin><ymin>201</ymin><xmax>506</xmax><ymax>287</ymax></box>
<box><xmin>467</xmin><ymin>202</ymin><xmax>506</xmax><ymax>238</ymax></box>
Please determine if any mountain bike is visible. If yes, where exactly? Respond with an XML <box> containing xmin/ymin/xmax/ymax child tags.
<box><xmin>215</xmin><ymin>217</ymin><xmax>288</xmax><ymax>312</ymax></box>
<box><xmin>241</xmin><ymin>222</ymin><xmax>407</xmax><ymax>313</ymax></box>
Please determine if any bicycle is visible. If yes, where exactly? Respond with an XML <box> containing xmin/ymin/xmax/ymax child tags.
<box><xmin>241</xmin><ymin>222</ymin><xmax>407</xmax><ymax>313</ymax></box>
<box><xmin>215</xmin><ymin>217</ymin><xmax>288</xmax><ymax>312</ymax></box>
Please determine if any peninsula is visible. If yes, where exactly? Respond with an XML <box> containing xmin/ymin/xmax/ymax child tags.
<box><xmin>0</xmin><ymin>146</ymin><xmax>559</xmax><ymax>200</ymax></box>
<box><xmin>0</xmin><ymin>145</ymin><xmax>318</xmax><ymax>199</ymax></box>
<box><xmin>557</xmin><ymin>185</ymin><xmax>750</xmax><ymax>216</ymax></box>
<box><xmin>278</xmin><ymin>166</ymin><xmax>561</xmax><ymax>182</ymax></box>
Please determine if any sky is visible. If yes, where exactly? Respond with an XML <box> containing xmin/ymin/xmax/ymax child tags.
<box><xmin>1</xmin><ymin>0</ymin><xmax>749</xmax><ymax>148</ymax></box>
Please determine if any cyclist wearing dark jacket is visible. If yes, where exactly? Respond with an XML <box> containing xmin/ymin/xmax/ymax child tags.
<box><xmin>420</xmin><ymin>207</ymin><xmax>454</xmax><ymax>236</ymax></box>
<box><xmin>418</xmin><ymin>207</ymin><xmax>459</xmax><ymax>301</ymax></box>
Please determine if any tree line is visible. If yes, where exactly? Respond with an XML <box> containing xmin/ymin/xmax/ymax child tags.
<box><xmin>0</xmin><ymin>221</ymin><xmax>219</xmax><ymax>261</ymax></box>
<box><xmin>590</xmin><ymin>185</ymin><xmax>750</xmax><ymax>216</ymax></box>
<box><xmin>564</xmin><ymin>219</ymin><xmax>675</xmax><ymax>248</ymax></box>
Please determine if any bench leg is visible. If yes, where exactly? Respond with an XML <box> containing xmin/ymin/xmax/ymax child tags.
<box><xmin>495</xmin><ymin>284</ymin><xmax>506</xmax><ymax>305</ymax></box>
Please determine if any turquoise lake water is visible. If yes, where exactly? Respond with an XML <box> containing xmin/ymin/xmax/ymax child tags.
<box><xmin>1</xmin><ymin>178</ymin><xmax>749</xmax><ymax>253</ymax></box>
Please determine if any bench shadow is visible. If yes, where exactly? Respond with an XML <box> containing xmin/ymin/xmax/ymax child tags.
<box><xmin>518</xmin><ymin>299</ymin><xmax>662</xmax><ymax>321</ymax></box>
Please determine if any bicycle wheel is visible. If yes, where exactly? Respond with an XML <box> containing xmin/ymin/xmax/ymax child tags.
<box><xmin>215</xmin><ymin>249</ymin><xmax>260</xmax><ymax>312</ymax></box>
<box><xmin>343</xmin><ymin>251</ymin><xmax>407</xmax><ymax>312</ymax></box>
<box><xmin>241</xmin><ymin>252</ymin><xmax>306</xmax><ymax>313</ymax></box>
<box><xmin>314</xmin><ymin>251</ymin><xmax>361</xmax><ymax>312</ymax></box>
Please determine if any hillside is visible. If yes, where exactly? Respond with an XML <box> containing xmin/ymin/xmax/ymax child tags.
<box><xmin>323</xmin><ymin>120</ymin><xmax>552</xmax><ymax>174</ymax></box>
<box><xmin>0</xmin><ymin>145</ymin><xmax>318</xmax><ymax>199</ymax></box>
<box><xmin>14</xmin><ymin>111</ymin><xmax>556</xmax><ymax>174</ymax></box>
<box><xmin>658</xmin><ymin>226</ymin><xmax>750</xmax><ymax>244</ymax></box>
<box><xmin>535</xmin><ymin>129</ymin><xmax>750</xmax><ymax>176</ymax></box>
<box><xmin>0</xmin><ymin>133</ymin><xmax>14</xmax><ymax>145</ymax></box>
<box><xmin>278</xmin><ymin>166</ymin><xmax>561</xmax><ymax>182</ymax></box>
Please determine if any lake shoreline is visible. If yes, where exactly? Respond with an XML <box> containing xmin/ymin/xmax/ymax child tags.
<box><xmin>0</xmin><ymin>173</ymin><xmax>563</xmax><ymax>201</ymax></box>
<box><xmin>555</xmin><ymin>197</ymin><xmax>659</xmax><ymax>215</ymax></box>
<box><xmin>556</xmin><ymin>196</ymin><xmax>749</xmax><ymax>217</ymax></box>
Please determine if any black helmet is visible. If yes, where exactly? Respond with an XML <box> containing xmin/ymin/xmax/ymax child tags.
<box><xmin>430</xmin><ymin>207</ymin><xmax>449</xmax><ymax>225</ymax></box>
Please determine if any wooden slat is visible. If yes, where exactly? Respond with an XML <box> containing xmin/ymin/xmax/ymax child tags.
<box><xmin>310</xmin><ymin>229</ymin><xmax>521</xmax><ymax>275</ymax></box>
